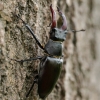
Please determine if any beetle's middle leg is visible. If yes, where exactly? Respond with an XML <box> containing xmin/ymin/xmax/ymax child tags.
<box><xmin>10</xmin><ymin>56</ymin><xmax>44</xmax><ymax>63</ymax></box>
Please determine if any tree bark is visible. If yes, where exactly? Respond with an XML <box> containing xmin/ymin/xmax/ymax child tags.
<box><xmin>59</xmin><ymin>0</ymin><xmax>100</xmax><ymax>100</ymax></box>
<box><xmin>1</xmin><ymin>0</ymin><xmax>100</xmax><ymax>100</ymax></box>
<box><xmin>0</xmin><ymin>0</ymin><xmax>65</xmax><ymax>100</ymax></box>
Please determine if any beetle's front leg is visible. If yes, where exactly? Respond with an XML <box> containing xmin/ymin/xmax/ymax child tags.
<box><xmin>12</xmin><ymin>13</ymin><xmax>45</xmax><ymax>51</ymax></box>
<box><xmin>57</xmin><ymin>6</ymin><xmax>67</xmax><ymax>30</ymax></box>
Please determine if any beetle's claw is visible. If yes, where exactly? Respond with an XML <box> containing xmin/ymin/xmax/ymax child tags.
<box><xmin>57</xmin><ymin>6</ymin><xmax>67</xmax><ymax>30</ymax></box>
<box><xmin>57</xmin><ymin>6</ymin><xmax>62</xmax><ymax>16</ymax></box>
<box><xmin>50</xmin><ymin>4</ymin><xmax>56</xmax><ymax>29</ymax></box>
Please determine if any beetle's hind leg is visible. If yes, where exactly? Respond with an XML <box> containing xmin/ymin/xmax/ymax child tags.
<box><xmin>26</xmin><ymin>75</ymin><xmax>38</xmax><ymax>98</ymax></box>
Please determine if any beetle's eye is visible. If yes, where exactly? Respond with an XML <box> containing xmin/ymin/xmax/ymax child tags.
<box><xmin>52</xmin><ymin>28</ymin><xmax>57</xmax><ymax>32</ymax></box>
<box><xmin>64</xmin><ymin>30</ymin><xmax>68</xmax><ymax>34</ymax></box>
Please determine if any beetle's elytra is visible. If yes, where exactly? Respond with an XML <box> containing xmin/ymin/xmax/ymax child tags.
<box><xmin>38</xmin><ymin>56</ymin><xmax>63</xmax><ymax>98</ymax></box>
<box><xmin>13</xmin><ymin>4</ymin><xmax>85</xmax><ymax>99</ymax></box>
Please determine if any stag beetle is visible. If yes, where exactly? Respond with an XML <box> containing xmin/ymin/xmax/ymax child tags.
<box><xmin>13</xmin><ymin>4</ymin><xmax>84</xmax><ymax>99</ymax></box>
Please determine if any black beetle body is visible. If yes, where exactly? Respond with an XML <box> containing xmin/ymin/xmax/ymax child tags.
<box><xmin>13</xmin><ymin>4</ymin><xmax>84</xmax><ymax>99</ymax></box>
<box><xmin>45</xmin><ymin>39</ymin><xmax>62</xmax><ymax>56</ymax></box>
<box><xmin>38</xmin><ymin>56</ymin><xmax>63</xmax><ymax>98</ymax></box>
<box><xmin>50</xmin><ymin>28</ymin><xmax>67</xmax><ymax>41</ymax></box>
<box><xmin>44</xmin><ymin>28</ymin><xmax>67</xmax><ymax>57</ymax></box>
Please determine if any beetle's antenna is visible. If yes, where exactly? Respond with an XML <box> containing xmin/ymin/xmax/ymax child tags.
<box><xmin>57</xmin><ymin>6</ymin><xmax>67</xmax><ymax>30</ymax></box>
<box><xmin>50</xmin><ymin>4</ymin><xmax>57</xmax><ymax>29</ymax></box>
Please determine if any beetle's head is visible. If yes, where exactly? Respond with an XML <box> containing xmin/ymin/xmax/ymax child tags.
<box><xmin>50</xmin><ymin>5</ymin><xmax>67</xmax><ymax>41</ymax></box>
<box><xmin>50</xmin><ymin>5</ymin><xmax>85</xmax><ymax>41</ymax></box>
<box><xmin>49</xmin><ymin>28</ymin><xmax>68</xmax><ymax>41</ymax></box>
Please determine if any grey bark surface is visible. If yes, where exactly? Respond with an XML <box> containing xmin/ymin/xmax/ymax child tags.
<box><xmin>1</xmin><ymin>0</ymin><xmax>100</xmax><ymax>100</ymax></box>
<box><xmin>0</xmin><ymin>0</ymin><xmax>65</xmax><ymax>100</ymax></box>
<box><xmin>59</xmin><ymin>0</ymin><xmax>100</xmax><ymax>100</ymax></box>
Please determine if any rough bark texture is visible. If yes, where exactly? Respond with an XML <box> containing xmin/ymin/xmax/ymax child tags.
<box><xmin>0</xmin><ymin>0</ymin><xmax>65</xmax><ymax>100</ymax></box>
<box><xmin>1</xmin><ymin>0</ymin><xmax>100</xmax><ymax>100</ymax></box>
<box><xmin>61</xmin><ymin>0</ymin><xmax>100</xmax><ymax>100</ymax></box>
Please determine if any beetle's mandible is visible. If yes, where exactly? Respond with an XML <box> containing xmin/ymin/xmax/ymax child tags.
<box><xmin>12</xmin><ymin>4</ymin><xmax>85</xmax><ymax>99</ymax></box>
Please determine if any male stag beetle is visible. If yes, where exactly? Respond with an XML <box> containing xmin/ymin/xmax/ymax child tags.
<box><xmin>13</xmin><ymin>4</ymin><xmax>85</xmax><ymax>99</ymax></box>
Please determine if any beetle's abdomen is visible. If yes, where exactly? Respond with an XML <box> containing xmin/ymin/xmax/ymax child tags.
<box><xmin>38</xmin><ymin>57</ymin><xmax>63</xmax><ymax>99</ymax></box>
<box><xmin>44</xmin><ymin>39</ymin><xmax>62</xmax><ymax>56</ymax></box>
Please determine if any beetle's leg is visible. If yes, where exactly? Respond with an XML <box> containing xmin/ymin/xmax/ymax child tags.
<box><xmin>57</xmin><ymin>7</ymin><xmax>67</xmax><ymax>30</ymax></box>
<box><xmin>50</xmin><ymin>4</ymin><xmax>57</xmax><ymax>29</ymax></box>
<box><xmin>26</xmin><ymin>75</ymin><xmax>38</xmax><ymax>97</ymax></box>
<box><xmin>24</xmin><ymin>24</ymin><xmax>45</xmax><ymax>50</ymax></box>
<box><xmin>67</xmin><ymin>29</ymin><xmax>85</xmax><ymax>33</ymax></box>
<box><xmin>10</xmin><ymin>56</ymin><xmax>43</xmax><ymax>63</ymax></box>
<box><xmin>47</xmin><ymin>22</ymin><xmax>51</xmax><ymax>27</ymax></box>
<box><xmin>13</xmin><ymin>14</ymin><xmax>45</xmax><ymax>51</ymax></box>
